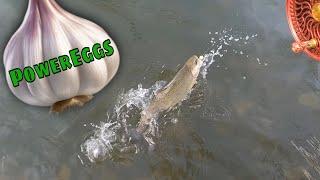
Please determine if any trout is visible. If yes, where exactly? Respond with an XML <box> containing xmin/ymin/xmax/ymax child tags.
<box><xmin>88</xmin><ymin>55</ymin><xmax>204</xmax><ymax>162</ymax></box>
<box><xmin>136</xmin><ymin>55</ymin><xmax>204</xmax><ymax>133</ymax></box>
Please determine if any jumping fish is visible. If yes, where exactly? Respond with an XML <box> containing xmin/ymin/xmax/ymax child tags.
<box><xmin>136</xmin><ymin>55</ymin><xmax>204</xmax><ymax>133</ymax></box>
<box><xmin>86</xmin><ymin>55</ymin><xmax>204</xmax><ymax>162</ymax></box>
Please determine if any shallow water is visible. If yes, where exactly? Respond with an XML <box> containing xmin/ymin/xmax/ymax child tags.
<box><xmin>0</xmin><ymin>0</ymin><xmax>320</xmax><ymax>179</ymax></box>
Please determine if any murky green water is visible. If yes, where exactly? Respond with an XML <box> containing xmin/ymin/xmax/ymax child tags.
<box><xmin>1</xmin><ymin>0</ymin><xmax>320</xmax><ymax>179</ymax></box>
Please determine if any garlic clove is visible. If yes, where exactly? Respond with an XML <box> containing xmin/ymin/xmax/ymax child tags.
<box><xmin>41</xmin><ymin>0</ymin><xmax>120</xmax><ymax>96</ymax></box>
<box><xmin>39</xmin><ymin>0</ymin><xmax>81</xmax><ymax>100</ymax></box>
<box><xmin>48</xmin><ymin>0</ymin><xmax>120</xmax><ymax>90</ymax></box>
<box><xmin>4</xmin><ymin>36</ymin><xmax>45</xmax><ymax>106</ymax></box>
<box><xmin>24</xmin><ymin>2</ymin><xmax>58</xmax><ymax>105</ymax></box>
<box><xmin>55</xmin><ymin>16</ymin><xmax>110</xmax><ymax>95</ymax></box>
<box><xmin>4</xmin><ymin>1</ymin><xmax>57</xmax><ymax>106</ymax></box>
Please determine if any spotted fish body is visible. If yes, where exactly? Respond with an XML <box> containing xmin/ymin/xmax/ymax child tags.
<box><xmin>137</xmin><ymin>55</ymin><xmax>203</xmax><ymax>133</ymax></box>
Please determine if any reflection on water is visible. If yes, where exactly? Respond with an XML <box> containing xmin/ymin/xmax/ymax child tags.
<box><xmin>0</xmin><ymin>0</ymin><xmax>320</xmax><ymax>179</ymax></box>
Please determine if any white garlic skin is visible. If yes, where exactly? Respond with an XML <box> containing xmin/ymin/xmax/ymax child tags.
<box><xmin>3</xmin><ymin>0</ymin><xmax>120</xmax><ymax>106</ymax></box>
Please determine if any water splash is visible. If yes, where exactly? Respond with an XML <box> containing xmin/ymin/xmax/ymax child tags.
<box><xmin>81</xmin><ymin>81</ymin><xmax>166</xmax><ymax>163</ymax></box>
<box><xmin>200</xmin><ymin>28</ymin><xmax>265</xmax><ymax>79</ymax></box>
<box><xmin>81</xmin><ymin>122</ymin><xmax>119</xmax><ymax>162</ymax></box>
<box><xmin>115</xmin><ymin>81</ymin><xmax>167</xmax><ymax>118</ymax></box>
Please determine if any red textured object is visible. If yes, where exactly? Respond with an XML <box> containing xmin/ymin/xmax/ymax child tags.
<box><xmin>287</xmin><ymin>0</ymin><xmax>320</xmax><ymax>61</ymax></box>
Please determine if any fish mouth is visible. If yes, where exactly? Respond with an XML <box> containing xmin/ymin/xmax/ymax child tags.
<box><xmin>198</xmin><ymin>55</ymin><xmax>205</xmax><ymax>62</ymax></box>
<box><xmin>191</xmin><ymin>58</ymin><xmax>204</xmax><ymax>77</ymax></box>
<box><xmin>197</xmin><ymin>56</ymin><xmax>204</xmax><ymax>67</ymax></box>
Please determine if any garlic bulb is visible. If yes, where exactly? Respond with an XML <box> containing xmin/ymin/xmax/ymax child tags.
<box><xmin>3</xmin><ymin>0</ymin><xmax>120</xmax><ymax>111</ymax></box>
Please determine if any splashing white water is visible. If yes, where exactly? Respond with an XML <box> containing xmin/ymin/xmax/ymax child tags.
<box><xmin>81</xmin><ymin>81</ymin><xmax>166</xmax><ymax>163</ymax></box>
<box><xmin>200</xmin><ymin>28</ymin><xmax>265</xmax><ymax>79</ymax></box>
<box><xmin>81</xmin><ymin>121</ymin><xmax>120</xmax><ymax>162</ymax></box>
<box><xmin>115</xmin><ymin>81</ymin><xmax>167</xmax><ymax>118</ymax></box>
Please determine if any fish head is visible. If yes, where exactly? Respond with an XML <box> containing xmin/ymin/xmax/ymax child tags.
<box><xmin>185</xmin><ymin>55</ymin><xmax>204</xmax><ymax>77</ymax></box>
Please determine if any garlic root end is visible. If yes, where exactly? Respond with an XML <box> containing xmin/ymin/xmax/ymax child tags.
<box><xmin>50</xmin><ymin>95</ymin><xmax>93</xmax><ymax>113</ymax></box>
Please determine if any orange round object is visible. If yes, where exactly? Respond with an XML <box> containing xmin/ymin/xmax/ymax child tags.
<box><xmin>287</xmin><ymin>0</ymin><xmax>320</xmax><ymax>61</ymax></box>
